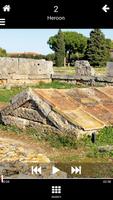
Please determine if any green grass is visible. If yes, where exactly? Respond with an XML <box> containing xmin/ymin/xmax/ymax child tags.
<box><xmin>80</xmin><ymin>126</ymin><xmax>113</xmax><ymax>147</ymax></box>
<box><xmin>54</xmin><ymin>66</ymin><xmax>75</xmax><ymax>75</ymax></box>
<box><xmin>0</xmin><ymin>87</ymin><xmax>23</xmax><ymax>102</ymax></box>
<box><xmin>1</xmin><ymin>124</ymin><xmax>113</xmax><ymax>155</ymax></box>
<box><xmin>25</xmin><ymin>127</ymin><xmax>77</xmax><ymax>148</ymax></box>
<box><xmin>0</xmin><ymin>124</ymin><xmax>22</xmax><ymax>134</ymax></box>
<box><xmin>95</xmin><ymin>67</ymin><xmax>106</xmax><ymax>75</ymax></box>
<box><xmin>34</xmin><ymin>81</ymin><xmax>77</xmax><ymax>89</ymax></box>
<box><xmin>54</xmin><ymin>66</ymin><xmax>107</xmax><ymax>76</ymax></box>
<box><xmin>78</xmin><ymin>126</ymin><xmax>113</xmax><ymax>158</ymax></box>
<box><xmin>0</xmin><ymin>124</ymin><xmax>77</xmax><ymax>149</ymax></box>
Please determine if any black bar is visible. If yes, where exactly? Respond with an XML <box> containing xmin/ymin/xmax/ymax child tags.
<box><xmin>0</xmin><ymin>0</ymin><xmax>112</xmax><ymax>28</ymax></box>
<box><xmin>0</xmin><ymin>179</ymin><xmax>113</xmax><ymax>196</ymax></box>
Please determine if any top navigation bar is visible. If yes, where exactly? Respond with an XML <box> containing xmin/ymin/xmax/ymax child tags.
<box><xmin>0</xmin><ymin>0</ymin><xmax>112</xmax><ymax>28</ymax></box>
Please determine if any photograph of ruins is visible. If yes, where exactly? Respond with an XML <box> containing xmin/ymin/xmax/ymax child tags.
<box><xmin>0</xmin><ymin>29</ymin><xmax>113</xmax><ymax>179</ymax></box>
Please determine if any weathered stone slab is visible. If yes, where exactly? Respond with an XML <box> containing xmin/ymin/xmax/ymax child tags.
<box><xmin>18</xmin><ymin>58</ymin><xmax>53</xmax><ymax>76</ymax></box>
<box><xmin>12</xmin><ymin>107</ymin><xmax>46</xmax><ymax>124</ymax></box>
<box><xmin>52</xmin><ymin>74</ymin><xmax>77</xmax><ymax>80</ymax></box>
<box><xmin>107</xmin><ymin>62</ymin><xmax>113</xmax><ymax>77</ymax></box>
<box><xmin>0</xmin><ymin>57</ymin><xmax>18</xmax><ymax>76</ymax></box>
<box><xmin>2</xmin><ymin>116</ymin><xmax>30</xmax><ymax>128</ymax></box>
<box><xmin>0</xmin><ymin>57</ymin><xmax>53</xmax><ymax>87</ymax></box>
<box><xmin>75</xmin><ymin>60</ymin><xmax>95</xmax><ymax>76</ymax></box>
<box><xmin>0</xmin><ymin>57</ymin><xmax>53</xmax><ymax>76</ymax></box>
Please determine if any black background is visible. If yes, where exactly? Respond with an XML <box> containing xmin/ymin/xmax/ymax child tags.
<box><xmin>0</xmin><ymin>0</ymin><xmax>112</xmax><ymax>27</ymax></box>
<box><xmin>0</xmin><ymin>179</ymin><xmax>113</xmax><ymax>198</ymax></box>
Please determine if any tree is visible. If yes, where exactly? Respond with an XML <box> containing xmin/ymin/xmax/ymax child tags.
<box><xmin>64</xmin><ymin>32</ymin><xmax>87</xmax><ymax>64</ymax></box>
<box><xmin>105</xmin><ymin>38</ymin><xmax>112</xmax><ymax>61</ymax></box>
<box><xmin>47</xmin><ymin>31</ymin><xmax>87</xmax><ymax>65</ymax></box>
<box><xmin>55</xmin><ymin>29</ymin><xmax>65</xmax><ymax>67</ymax></box>
<box><xmin>85</xmin><ymin>29</ymin><xmax>110</xmax><ymax>67</ymax></box>
<box><xmin>46</xmin><ymin>53</ymin><xmax>55</xmax><ymax>61</ymax></box>
<box><xmin>0</xmin><ymin>47</ymin><xmax>7</xmax><ymax>57</ymax></box>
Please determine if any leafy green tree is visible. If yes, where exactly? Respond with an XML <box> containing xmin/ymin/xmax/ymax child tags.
<box><xmin>105</xmin><ymin>38</ymin><xmax>112</xmax><ymax>61</ymax></box>
<box><xmin>47</xmin><ymin>31</ymin><xmax>87</xmax><ymax>65</ymax></box>
<box><xmin>85</xmin><ymin>29</ymin><xmax>110</xmax><ymax>67</ymax></box>
<box><xmin>0</xmin><ymin>48</ymin><xmax>7</xmax><ymax>57</ymax></box>
<box><xmin>64</xmin><ymin>32</ymin><xmax>87</xmax><ymax>64</ymax></box>
<box><xmin>46</xmin><ymin>53</ymin><xmax>55</xmax><ymax>61</ymax></box>
<box><xmin>109</xmin><ymin>40</ymin><xmax>113</xmax><ymax>49</ymax></box>
<box><xmin>55</xmin><ymin>29</ymin><xmax>65</xmax><ymax>67</ymax></box>
<box><xmin>9</xmin><ymin>53</ymin><xmax>46</xmax><ymax>59</ymax></box>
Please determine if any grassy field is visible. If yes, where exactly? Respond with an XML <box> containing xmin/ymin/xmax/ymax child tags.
<box><xmin>54</xmin><ymin>66</ymin><xmax>107</xmax><ymax>76</ymax></box>
<box><xmin>54</xmin><ymin>66</ymin><xmax>75</xmax><ymax>75</ymax></box>
<box><xmin>0</xmin><ymin>124</ymin><xmax>113</xmax><ymax>160</ymax></box>
<box><xmin>95</xmin><ymin>67</ymin><xmax>107</xmax><ymax>76</ymax></box>
<box><xmin>0</xmin><ymin>87</ymin><xmax>23</xmax><ymax>102</ymax></box>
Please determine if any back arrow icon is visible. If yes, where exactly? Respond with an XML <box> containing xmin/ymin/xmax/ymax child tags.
<box><xmin>102</xmin><ymin>4</ymin><xmax>110</xmax><ymax>13</ymax></box>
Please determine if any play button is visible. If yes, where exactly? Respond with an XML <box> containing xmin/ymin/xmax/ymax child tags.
<box><xmin>52</xmin><ymin>166</ymin><xmax>60</xmax><ymax>175</ymax></box>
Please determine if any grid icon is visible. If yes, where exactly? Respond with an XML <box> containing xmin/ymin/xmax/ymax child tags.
<box><xmin>52</xmin><ymin>186</ymin><xmax>61</xmax><ymax>194</ymax></box>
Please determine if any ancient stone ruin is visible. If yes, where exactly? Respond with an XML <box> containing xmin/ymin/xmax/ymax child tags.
<box><xmin>1</xmin><ymin>86</ymin><xmax>113</xmax><ymax>137</ymax></box>
<box><xmin>107</xmin><ymin>62</ymin><xmax>113</xmax><ymax>77</ymax></box>
<box><xmin>75</xmin><ymin>60</ymin><xmax>95</xmax><ymax>76</ymax></box>
<box><xmin>0</xmin><ymin>57</ymin><xmax>53</xmax><ymax>87</ymax></box>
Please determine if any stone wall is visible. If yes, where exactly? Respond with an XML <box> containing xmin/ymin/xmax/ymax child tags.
<box><xmin>52</xmin><ymin>74</ymin><xmax>113</xmax><ymax>86</ymax></box>
<box><xmin>0</xmin><ymin>57</ymin><xmax>53</xmax><ymax>87</ymax></box>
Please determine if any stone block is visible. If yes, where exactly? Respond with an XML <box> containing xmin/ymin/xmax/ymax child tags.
<box><xmin>0</xmin><ymin>57</ymin><xmax>18</xmax><ymax>76</ymax></box>
<box><xmin>0</xmin><ymin>57</ymin><xmax>53</xmax><ymax>87</ymax></box>
<box><xmin>107</xmin><ymin>62</ymin><xmax>113</xmax><ymax>77</ymax></box>
<box><xmin>75</xmin><ymin>60</ymin><xmax>95</xmax><ymax>76</ymax></box>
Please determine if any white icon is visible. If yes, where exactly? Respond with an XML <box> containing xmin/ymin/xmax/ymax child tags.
<box><xmin>1</xmin><ymin>175</ymin><xmax>4</xmax><ymax>183</ymax></box>
<box><xmin>52</xmin><ymin>166</ymin><xmax>60</xmax><ymax>175</ymax></box>
<box><xmin>102</xmin><ymin>4</ymin><xmax>110</xmax><ymax>13</ymax></box>
<box><xmin>71</xmin><ymin>166</ymin><xmax>82</xmax><ymax>175</ymax></box>
<box><xmin>31</xmin><ymin>166</ymin><xmax>42</xmax><ymax>175</ymax></box>
<box><xmin>52</xmin><ymin>186</ymin><xmax>61</xmax><ymax>194</ymax></box>
<box><xmin>0</xmin><ymin>18</ymin><xmax>5</xmax><ymax>26</ymax></box>
<box><xmin>3</xmin><ymin>5</ymin><xmax>11</xmax><ymax>12</ymax></box>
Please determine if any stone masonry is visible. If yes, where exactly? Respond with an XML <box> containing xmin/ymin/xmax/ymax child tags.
<box><xmin>107</xmin><ymin>62</ymin><xmax>113</xmax><ymax>77</ymax></box>
<box><xmin>0</xmin><ymin>57</ymin><xmax>53</xmax><ymax>87</ymax></box>
<box><xmin>75</xmin><ymin>60</ymin><xmax>95</xmax><ymax>76</ymax></box>
<box><xmin>3</xmin><ymin>87</ymin><xmax>113</xmax><ymax>137</ymax></box>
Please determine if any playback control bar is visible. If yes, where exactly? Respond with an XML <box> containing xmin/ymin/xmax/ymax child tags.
<box><xmin>0</xmin><ymin>0</ymin><xmax>112</xmax><ymax>28</ymax></box>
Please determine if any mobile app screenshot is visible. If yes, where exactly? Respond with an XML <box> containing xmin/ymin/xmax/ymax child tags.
<box><xmin>0</xmin><ymin>0</ymin><xmax>113</xmax><ymax>198</ymax></box>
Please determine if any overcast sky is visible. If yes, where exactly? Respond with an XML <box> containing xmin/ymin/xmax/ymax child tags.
<box><xmin>0</xmin><ymin>29</ymin><xmax>112</xmax><ymax>55</ymax></box>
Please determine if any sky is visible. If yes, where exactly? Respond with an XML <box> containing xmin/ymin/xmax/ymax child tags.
<box><xmin>0</xmin><ymin>29</ymin><xmax>113</xmax><ymax>55</ymax></box>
